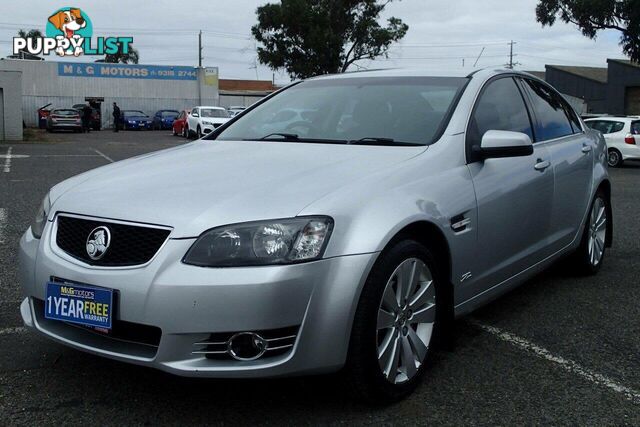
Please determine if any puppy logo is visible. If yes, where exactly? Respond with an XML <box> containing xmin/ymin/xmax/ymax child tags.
<box><xmin>46</xmin><ymin>7</ymin><xmax>90</xmax><ymax>56</ymax></box>
<box><xmin>86</xmin><ymin>226</ymin><xmax>111</xmax><ymax>260</ymax></box>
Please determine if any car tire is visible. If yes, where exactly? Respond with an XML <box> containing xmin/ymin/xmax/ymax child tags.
<box><xmin>607</xmin><ymin>149</ymin><xmax>623</xmax><ymax>167</ymax></box>
<box><xmin>345</xmin><ymin>239</ymin><xmax>442</xmax><ymax>404</ymax></box>
<box><xmin>570</xmin><ymin>189</ymin><xmax>610</xmax><ymax>275</ymax></box>
<box><xmin>197</xmin><ymin>126</ymin><xmax>202</xmax><ymax>139</ymax></box>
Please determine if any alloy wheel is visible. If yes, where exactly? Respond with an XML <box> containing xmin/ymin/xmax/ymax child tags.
<box><xmin>608</xmin><ymin>150</ymin><xmax>620</xmax><ymax>167</ymax></box>
<box><xmin>588</xmin><ymin>197</ymin><xmax>607</xmax><ymax>266</ymax></box>
<box><xmin>376</xmin><ymin>258</ymin><xmax>435</xmax><ymax>384</ymax></box>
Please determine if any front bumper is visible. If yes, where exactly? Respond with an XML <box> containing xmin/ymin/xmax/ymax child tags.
<box><xmin>19</xmin><ymin>226</ymin><xmax>377</xmax><ymax>377</ymax></box>
<box><xmin>124</xmin><ymin>122</ymin><xmax>151</xmax><ymax>130</ymax></box>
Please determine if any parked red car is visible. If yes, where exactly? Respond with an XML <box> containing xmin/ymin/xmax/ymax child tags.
<box><xmin>172</xmin><ymin>109</ymin><xmax>190</xmax><ymax>137</ymax></box>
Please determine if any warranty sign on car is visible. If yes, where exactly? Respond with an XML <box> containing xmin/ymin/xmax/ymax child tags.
<box><xmin>45</xmin><ymin>281</ymin><xmax>113</xmax><ymax>329</ymax></box>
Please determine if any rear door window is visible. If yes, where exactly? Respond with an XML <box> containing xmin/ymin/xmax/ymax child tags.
<box><xmin>587</xmin><ymin>121</ymin><xmax>625</xmax><ymax>134</ymax></box>
<box><xmin>521</xmin><ymin>79</ymin><xmax>574</xmax><ymax>141</ymax></box>
<box><xmin>631</xmin><ymin>121</ymin><xmax>640</xmax><ymax>135</ymax></box>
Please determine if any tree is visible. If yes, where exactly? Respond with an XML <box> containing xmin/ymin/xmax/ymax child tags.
<box><xmin>536</xmin><ymin>0</ymin><xmax>640</xmax><ymax>62</ymax></box>
<box><xmin>12</xmin><ymin>29</ymin><xmax>45</xmax><ymax>60</ymax></box>
<box><xmin>251</xmin><ymin>0</ymin><xmax>408</xmax><ymax>79</ymax></box>
<box><xmin>96</xmin><ymin>43</ymin><xmax>140</xmax><ymax>64</ymax></box>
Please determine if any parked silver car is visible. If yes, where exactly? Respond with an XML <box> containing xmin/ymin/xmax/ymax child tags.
<box><xmin>19</xmin><ymin>68</ymin><xmax>611</xmax><ymax>402</ymax></box>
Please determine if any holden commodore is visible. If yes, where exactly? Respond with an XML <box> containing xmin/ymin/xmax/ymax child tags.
<box><xmin>19</xmin><ymin>68</ymin><xmax>611</xmax><ymax>402</ymax></box>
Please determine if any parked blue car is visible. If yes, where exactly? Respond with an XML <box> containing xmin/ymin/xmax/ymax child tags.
<box><xmin>152</xmin><ymin>110</ymin><xmax>180</xmax><ymax>130</ymax></box>
<box><xmin>121</xmin><ymin>110</ymin><xmax>152</xmax><ymax>130</ymax></box>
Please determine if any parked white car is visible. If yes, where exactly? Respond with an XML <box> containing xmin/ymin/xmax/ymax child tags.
<box><xmin>227</xmin><ymin>106</ymin><xmax>247</xmax><ymax>117</ymax></box>
<box><xmin>584</xmin><ymin>117</ymin><xmax>640</xmax><ymax>167</ymax></box>
<box><xmin>187</xmin><ymin>106</ymin><xmax>231</xmax><ymax>138</ymax></box>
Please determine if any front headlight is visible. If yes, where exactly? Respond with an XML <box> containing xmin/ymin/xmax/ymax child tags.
<box><xmin>202</xmin><ymin>120</ymin><xmax>213</xmax><ymax>125</ymax></box>
<box><xmin>183</xmin><ymin>216</ymin><xmax>333</xmax><ymax>267</ymax></box>
<box><xmin>31</xmin><ymin>193</ymin><xmax>51</xmax><ymax>239</ymax></box>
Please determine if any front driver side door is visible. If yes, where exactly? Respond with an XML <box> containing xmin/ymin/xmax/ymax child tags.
<box><xmin>463</xmin><ymin>76</ymin><xmax>555</xmax><ymax>301</ymax></box>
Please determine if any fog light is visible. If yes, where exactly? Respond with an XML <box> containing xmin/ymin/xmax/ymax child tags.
<box><xmin>227</xmin><ymin>332</ymin><xmax>267</xmax><ymax>361</ymax></box>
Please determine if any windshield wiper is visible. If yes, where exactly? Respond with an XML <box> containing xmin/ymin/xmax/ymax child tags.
<box><xmin>247</xmin><ymin>133</ymin><xmax>348</xmax><ymax>144</ymax></box>
<box><xmin>256</xmin><ymin>133</ymin><xmax>300</xmax><ymax>141</ymax></box>
<box><xmin>348</xmin><ymin>137</ymin><xmax>422</xmax><ymax>146</ymax></box>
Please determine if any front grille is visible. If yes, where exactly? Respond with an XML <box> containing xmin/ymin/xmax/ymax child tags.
<box><xmin>55</xmin><ymin>215</ymin><xmax>171</xmax><ymax>267</ymax></box>
<box><xmin>193</xmin><ymin>326</ymin><xmax>299</xmax><ymax>360</ymax></box>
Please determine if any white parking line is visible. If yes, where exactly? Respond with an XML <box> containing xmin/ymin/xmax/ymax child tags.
<box><xmin>92</xmin><ymin>148</ymin><xmax>114</xmax><ymax>163</ymax></box>
<box><xmin>3</xmin><ymin>146</ymin><xmax>12</xmax><ymax>172</ymax></box>
<box><xmin>0</xmin><ymin>208</ymin><xmax>5</xmax><ymax>244</ymax></box>
<box><xmin>0</xmin><ymin>326</ymin><xmax>26</xmax><ymax>336</ymax></box>
<box><xmin>473</xmin><ymin>321</ymin><xmax>640</xmax><ymax>404</ymax></box>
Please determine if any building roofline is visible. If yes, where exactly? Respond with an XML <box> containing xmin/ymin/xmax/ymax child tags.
<box><xmin>545</xmin><ymin>64</ymin><xmax>608</xmax><ymax>83</ymax></box>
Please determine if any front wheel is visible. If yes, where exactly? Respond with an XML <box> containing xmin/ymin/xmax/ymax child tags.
<box><xmin>197</xmin><ymin>125</ymin><xmax>202</xmax><ymax>139</ymax></box>
<box><xmin>608</xmin><ymin>149</ymin><xmax>623</xmax><ymax>167</ymax></box>
<box><xmin>345</xmin><ymin>240</ymin><xmax>441</xmax><ymax>403</ymax></box>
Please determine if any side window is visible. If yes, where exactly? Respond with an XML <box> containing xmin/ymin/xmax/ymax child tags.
<box><xmin>631</xmin><ymin>121</ymin><xmax>640</xmax><ymax>135</ymax></box>
<box><xmin>468</xmin><ymin>77</ymin><xmax>533</xmax><ymax>147</ymax></box>
<box><xmin>589</xmin><ymin>121</ymin><xmax>623</xmax><ymax>134</ymax></box>
<box><xmin>611</xmin><ymin>121</ymin><xmax>625</xmax><ymax>133</ymax></box>
<box><xmin>560</xmin><ymin>98</ymin><xmax>582</xmax><ymax>133</ymax></box>
<box><xmin>521</xmin><ymin>79</ymin><xmax>573</xmax><ymax>141</ymax></box>
<box><xmin>585</xmin><ymin>120</ymin><xmax>603</xmax><ymax>132</ymax></box>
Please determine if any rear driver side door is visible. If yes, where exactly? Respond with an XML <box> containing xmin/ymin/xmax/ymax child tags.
<box><xmin>519</xmin><ymin>78</ymin><xmax>594</xmax><ymax>252</ymax></box>
<box><xmin>463</xmin><ymin>76</ymin><xmax>555</xmax><ymax>300</ymax></box>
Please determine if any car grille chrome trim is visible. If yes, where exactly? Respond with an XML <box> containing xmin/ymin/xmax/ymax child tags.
<box><xmin>52</xmin><ymin>213</ymin><xmax>173</xmax><ymax>269</ymax></box>
<box><xmin>191</xmin><ymin>326</ymin><xmax>299</xmax><ymax>361</ymax></box>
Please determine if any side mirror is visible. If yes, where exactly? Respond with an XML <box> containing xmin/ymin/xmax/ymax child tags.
<box><xmin>192</xmin><ymin>112</ymin><xmax>199</xmax><ymax>118</ymax></box>
<box><xmin>473</xmin><ymin>130</ymin><xmax>533</xmax><ymax>159</ymax></box>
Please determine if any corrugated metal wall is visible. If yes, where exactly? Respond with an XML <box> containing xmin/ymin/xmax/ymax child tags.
<box><xmin>0</xmin><ymin>59</ymin><xmax>220</xmax><ymax>127</ymax></box>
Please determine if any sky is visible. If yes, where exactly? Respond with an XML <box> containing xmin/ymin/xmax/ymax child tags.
<box><xmin>0</xmin><ymin>0</ymin><xmax>628</xmax><ymax>84</ymax></box>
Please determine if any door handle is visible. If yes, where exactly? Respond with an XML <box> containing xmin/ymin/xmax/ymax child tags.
<box><xmin>534</xmin><ymin>159</ymin><xmax>551</xmax><ymax>171</ymax></box>
<box><xmin>581</xmin><ymin>145</ymin><xmax>592</xmax><ymax>153</ymax></box>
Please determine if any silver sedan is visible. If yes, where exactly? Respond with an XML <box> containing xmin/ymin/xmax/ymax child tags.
<box><xmin>18</xmin><ymin>68</ymin><xmax>611</xmax><ymax>403</ymax></box>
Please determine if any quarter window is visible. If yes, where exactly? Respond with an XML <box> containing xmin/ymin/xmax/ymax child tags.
<box><xmin>521</xmin><ymin>79</ymin><xmax>574</xmax><ymax>141</ymax></box>
<box><xmin>468</xmin><ymin>77</ymin><xmax>533</xmax><ymax>147</ymax></box>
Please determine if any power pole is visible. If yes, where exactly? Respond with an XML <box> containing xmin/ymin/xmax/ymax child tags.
<box><xmin>198</xmin><ymin>30</ymin><xmax>203</xmax><ymax>68</ymax></box>
<box><xmin>506</xmin><ymin>40</ymin><xmax>521</xmax><ymax>69</ymax></box>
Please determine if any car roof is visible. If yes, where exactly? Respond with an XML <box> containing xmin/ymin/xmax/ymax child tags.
<box><xmin>585</xmin><ymin>117</ymin><xmax>638</xmax><ymax>122</ymax></box>
<box><xmin>306</xmin><ymin>67</ymin><xmax>538</xmax><ymax>81</ymax></box>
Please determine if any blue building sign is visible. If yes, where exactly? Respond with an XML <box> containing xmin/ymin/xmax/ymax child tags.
<box><xmin>58</xmin><ymin>62</ymin><xmax>197</xmax><ymax>80</ymax></box>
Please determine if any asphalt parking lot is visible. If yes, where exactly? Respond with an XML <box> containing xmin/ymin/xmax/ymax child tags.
<box><xmin>1</xmin><ymin>130</ymin><xmax>639</xmax><ymax>425</ymax></box>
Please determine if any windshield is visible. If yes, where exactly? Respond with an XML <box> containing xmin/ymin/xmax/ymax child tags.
<box><xmin>162</xmin><ymin>111</ymin><xmax>179</xmax><ymax>117</ymax></box>
<box><xmin>201</xmin><ymin>108</ymin><xmax>229</xmax><ymax>118</ymax></box>
<box><xmin>124</xmin><ymin>111</ymin><xmax>147</xmax><ymax>117</ymax></box>
<box><xmin>215</xmin><ymin>77</ymin><xmax>467</xmax><ymax>145</ymax></box>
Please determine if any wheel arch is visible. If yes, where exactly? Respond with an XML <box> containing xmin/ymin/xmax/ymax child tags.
<box><xmin>375</xmin><ymin>220</ymin><xmax>455</xmax><ymax>345</ymax></box>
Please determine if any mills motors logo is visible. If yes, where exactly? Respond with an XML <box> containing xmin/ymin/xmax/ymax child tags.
<box><xmin>12</xmin><ymin>7</ymin><xmax>133</xmax><ymax>57</ymax></box>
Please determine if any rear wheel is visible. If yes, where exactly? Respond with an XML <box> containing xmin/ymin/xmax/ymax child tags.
<box><xmin>572</xmin><ymin>190</ymin><xmax>609</xmax><ymax>275</ymax></box>
<box><xmin>607</xmin><ymin>149</ymin><xmax>623</xmax><ymax>167</ymax></box>
<box><xmin>345</xmin><ymin>240</ymin><xmax>441</xmax><ymax>403</ymax></box>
